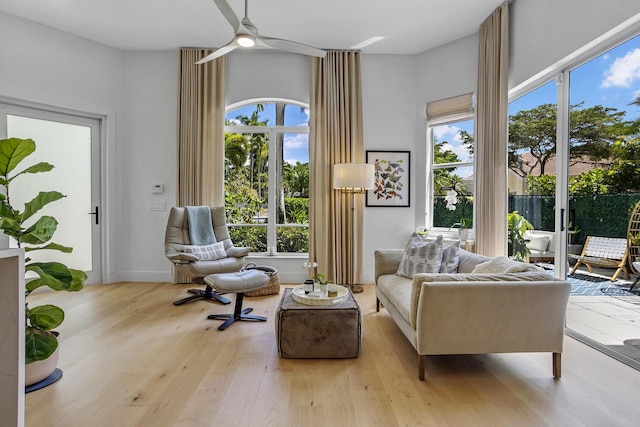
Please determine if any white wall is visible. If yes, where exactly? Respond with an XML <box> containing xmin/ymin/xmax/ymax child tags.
<box><xmin>0</xmin><ymin>11</ymin><xmax>123</xmax><ymax>282</ymax></box>
<box><xmin>118</xmin><ymin>51</ymin><xmax>179</xmax><ymax>281</ymax></box>
<box><xmin>509</xmin><ymin>0</ymin><xmax>640</xmax><ymax>89</ymax></box>
<box><xmin>226</xmin><ymin>51</ymin><xmax>310</xmax><ymax>106</ymax></box>
<box><xmin>360</xmin><ymin>54</ymin><xmax>419</xmax><ymax>281</ymax></box>
<box><xmin>1</xmin><ymin>1</ymin><xmax>639</xmax><ymax>284</ymax></box>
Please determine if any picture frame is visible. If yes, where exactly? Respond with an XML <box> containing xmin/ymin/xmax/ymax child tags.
<box><xmin>366</xmin><ymin>150</ymin><xmax>410</xmax><ymax>207</ymax></box>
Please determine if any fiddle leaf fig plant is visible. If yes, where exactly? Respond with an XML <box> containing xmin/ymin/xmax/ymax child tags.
<box><xmin>0</xmin><ymin>137</ymin><xmax>86</xmax><ymax>364</ymax></box>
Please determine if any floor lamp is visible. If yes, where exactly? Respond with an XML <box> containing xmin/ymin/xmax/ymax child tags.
<box><xmin>333</xmin><ymin>163</ymin><xmax>375</xmax><ymax>293</ymax></box>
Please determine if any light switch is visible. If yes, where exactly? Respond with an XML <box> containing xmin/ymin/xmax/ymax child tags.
<box><xmin>150</xmin><ymin>201</ymin><xmax>166</xmax><ymax>211</ymax></box>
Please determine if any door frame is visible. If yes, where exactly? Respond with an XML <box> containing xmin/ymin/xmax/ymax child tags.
<box><xmin>0</xmin><ymin>98</ymin><xmax>106</xmax><ymax>284</ymax></box>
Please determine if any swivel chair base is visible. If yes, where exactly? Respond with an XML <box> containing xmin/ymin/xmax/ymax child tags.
<box><xmin>173</xmin><ymin>280</ymin><xmax>231</xmax><ymax>306</ymax></box>
<box><xmin>207</xmin><ymin>293</ymin><xmax>266</xmax><ymax>330</ymax></box>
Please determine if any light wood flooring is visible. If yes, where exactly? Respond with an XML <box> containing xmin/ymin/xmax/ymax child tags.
<box><xmin>25</xmin><ymin>282</ymin><xmax>640</xmax><ymax>427</ymax></box>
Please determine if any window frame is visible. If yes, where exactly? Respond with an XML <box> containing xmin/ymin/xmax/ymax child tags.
<box><xmin>425</xmin><ymin>112</ymin><xmax>475</xmax><ymax>232</ymax></box>
<box><xmin>224</xmin><ymin>102</ymin><xmax>310</xmax><ymax>256</ymax></box>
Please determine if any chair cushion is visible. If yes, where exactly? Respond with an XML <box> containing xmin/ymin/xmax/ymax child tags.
<box><xmin>526</xmin><ymin>234</ymin><xmax>550</xmax><ymax>252</ymax></box>
<box><xmin>204</xmin><ymin>270</ymin><xmax>270</xmax><ymax>292</ymax></box>
<box><xmin>397</xmin><ymin>234</ymin><xmax>444</xmax><ymax>278</ymax></box>
<box><xmin>183</xmin><ymin>242</ymin><xmax>227</xmax><ymax>261</ymax></box>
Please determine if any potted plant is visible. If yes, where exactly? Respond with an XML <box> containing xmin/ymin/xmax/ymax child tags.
<box><xmin>458</xmin><ymin>217</ymin><xmax>472</xmax><ymax>241</ymax></box>
<box><xmin>0</xmin><ymin>137</ymin><xmax>87</xmax><ymax>386</ymax></box>
<box><xmin>508</xmin><ymin>211</ymin><xmax>533</xmax><ymax>262</ymax></box>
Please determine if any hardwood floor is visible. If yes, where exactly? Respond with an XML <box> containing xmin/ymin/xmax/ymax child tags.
<box><xmin>25</xmin><ymin>282</ymin><xmax>640</xmax><ymax>426</ymax></box>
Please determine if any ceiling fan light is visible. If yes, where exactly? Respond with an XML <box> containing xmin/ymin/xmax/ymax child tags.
<box><xmin>236</xmin><ymin>34</ymin><xmax>256</xmax><ymax>48</ymax></box>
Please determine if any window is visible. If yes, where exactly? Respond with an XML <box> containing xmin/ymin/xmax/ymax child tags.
<box><xmin>224</xmin><ymin>101</ymin><xmax>309</xmax><ymax>254</ymax></box>
<box><xmin>426</xmin><ymin>94</ymin><xmax>475</xmax><ymax>230</ymax></box>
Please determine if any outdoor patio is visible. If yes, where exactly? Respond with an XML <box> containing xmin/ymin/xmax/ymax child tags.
<box><xmin>564</xmin><ymin>266</ymin><xmax>640</xmax><ymax>364</ymax></box>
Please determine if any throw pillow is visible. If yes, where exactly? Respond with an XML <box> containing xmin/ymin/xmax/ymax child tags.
<box><xmin>184</xmin><ymin>242</ymin><xmax>227</xmax><ymax>261</ymax></box>
<box><xmin>439</xmin><ymin>241</ymin><xmax>461</xmax><ymax>273</ymax></box>
<box><xmin>471</xmin><ymin>256</ymin><xmax>541</xmax><ymax>274</ymax></box>
<box><xmin>526</xmin><ymin>234</ymin><xmax>550</xmax><ymax>252</ymax></box>
<box><xmin>397</xmin><ymin>234</ymin><xmax>444</xmax><ymax>278</ymax></box>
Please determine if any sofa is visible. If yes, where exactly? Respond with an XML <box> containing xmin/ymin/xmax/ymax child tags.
<box><xmin>374</xmin><ymin>239</ymin><xmax>570</xmax><ymax>381</ymax></box>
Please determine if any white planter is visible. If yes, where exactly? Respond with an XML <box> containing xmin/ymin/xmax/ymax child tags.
<box><xmin>458</xmin><ymin>229</ymin><xmax>469</xmax><ymax>241</ymax></box>
<box><xmin>25</xmin><ymin>347</ymin><xmax>59</xmax><ymax>386</ymax></box>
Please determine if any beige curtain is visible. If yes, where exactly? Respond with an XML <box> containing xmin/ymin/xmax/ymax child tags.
<box><xmin>174</xmin><ymin>49</ymin><xmax>226</xmax><ymax>282</ymax></box>
<box><xmin>309</xmin><ymin>51</ymin><xmax>365</xmax><ymax>286</ymax></box>
<box><xmin>475</xmin><ymin>2</ymin><xmax>509</xmax><ymax>257</ymax></box>
<box><xmin>177</xmin><ymin>49</ymin><xmax>226</xmax><ymax>207</ymax></box>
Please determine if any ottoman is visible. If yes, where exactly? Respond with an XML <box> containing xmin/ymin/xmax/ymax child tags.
<box><xmin>275</xmin><ymin>288</ymin><xmax>362</xmax><ymax>358</ymax></box>
<box><xmin>204</xmin><ymin>269</ymin><xmax>270</xmax><ymax>330</ymax></box>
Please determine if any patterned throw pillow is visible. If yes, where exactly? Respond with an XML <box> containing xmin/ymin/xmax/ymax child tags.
<box><xmin>397</xmin><ymin>234</ymin><xmax>444</xmax><ymax>278</ymax></box>
<box><xmin>439</xmin><ymin>241</ymin><xmax>460</xmax><ymax>273</ymax></box>
<box><xmin>184</xmin><ymin>242</ymin><xmax>227</xmax><ymax>261</ymax></box>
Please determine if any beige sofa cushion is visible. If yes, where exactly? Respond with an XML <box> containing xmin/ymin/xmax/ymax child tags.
<box><xmin>408</xmin><ymin>271</ymin><xmax>553</xmax><ymax>327</ymax></box>
<box><xmin>377</xmin><ymin>274</ymin><xmax>413</xmax><ymax>325</ymax></box>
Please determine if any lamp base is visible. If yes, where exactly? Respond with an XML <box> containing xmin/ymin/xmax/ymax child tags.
<box><xmin>348</xmin><ymin>284</ymin><xmax>364</xmax><ymax>294</ymax></box>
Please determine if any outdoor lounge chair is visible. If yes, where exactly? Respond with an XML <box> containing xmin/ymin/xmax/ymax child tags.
<box><xmin>569</xmin><ymin>236</ymin><xmax>629</xmax><ymax>282</ymax></box>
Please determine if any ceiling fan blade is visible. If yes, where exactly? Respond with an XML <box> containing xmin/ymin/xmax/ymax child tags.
<box><xmin>196</xmin><ymin>39</ymin><xmax>238</xmax><ymax>64</ymax></box>
<box><xmin>257</xmin><ymin>35</ymin><xmax>326</xmax><ymax>58</ymax></box>
<box><xmin>213</xmin><ymin>0</ymin><xmax>241</xmax><ymax>32</ymax></box>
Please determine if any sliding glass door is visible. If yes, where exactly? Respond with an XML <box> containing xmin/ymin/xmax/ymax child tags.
<box><xmin>510</xmin><ymin>31</ymin><xmax>640</xmax><ymax>369</ymax></box>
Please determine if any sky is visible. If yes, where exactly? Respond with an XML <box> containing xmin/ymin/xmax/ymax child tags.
<box><xmin>225</xmin><ymin>103</ymin><xmax>310</xmax><ymax>165</ymax></box>
<box><xmin>510</xmin><ymin>33</ymin><xmax>640</xmax><ymax>119</ymax></box>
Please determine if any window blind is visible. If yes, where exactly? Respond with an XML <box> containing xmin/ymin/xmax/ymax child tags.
<box><xmin>426</xmin><ymin>93</ymin><xmax>474</xmax><ymax>125</ymax></box>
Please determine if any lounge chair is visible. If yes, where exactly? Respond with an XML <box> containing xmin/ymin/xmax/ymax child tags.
<box><xmin>569</xmin><ymin>236</ymin><xmax>629</xmax><ymax>282</ymax></box>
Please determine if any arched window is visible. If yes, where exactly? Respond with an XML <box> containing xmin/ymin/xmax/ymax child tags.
<box><xmin>224</xmin><ymin>100</ymin><xmax>309</xmax><ymax>254</ymax></box>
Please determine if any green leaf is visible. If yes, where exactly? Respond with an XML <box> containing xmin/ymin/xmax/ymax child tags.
<box><xmin>69</xmin><ymin>269</ymin><xmax>87</xmax><ymax>292</ymax></box>
<box><xmin>28</xmin><ymin>304</ymin><xmax>64</xmax><ymax>330</ymax></box>
<box><xmin>21</xmin><ymin>215</ymin><xmax>58</xmax><ymax>245</ymax></box>
<box><xmin>7</xmin><ymin>162</ymin><xmax>54</xmax><ymax>185</ymax></box>
<box><xmin>0</xmin><ymin>216</ymin><xmax>22</xmax><ymax>234</ymax></box>
<box><xmin>22</xmin><ymin>191</ymin><xmax>65</xmax><ymax>222</ymax></box>
<box><xmin>25</xmin><ymin>242</ymin><xmax>73</xmax><ymax>253</ymax></box>
<box><xmin>26</xmin><ymin>261</ymin><xmax>73</xmax><ymax>290</ymax></box>
<box><xmin>0</xmin><ymin>137</ymin><xmax>35</xmax><ymax>178</ymax></box>
<box><xmin>25</xmin><ymin>327</ymin><xmax>58</xmax><ymax>364</ymax></box>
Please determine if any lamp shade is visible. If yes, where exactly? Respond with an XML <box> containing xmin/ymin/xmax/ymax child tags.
<box><xmin>333</xmin><ymin>163</ymin><xmax>375</xmax><ymax>191</ymax></box>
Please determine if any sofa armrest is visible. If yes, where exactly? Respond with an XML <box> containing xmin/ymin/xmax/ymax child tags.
<box><xmin>414</xmin><ymin>279</ymin><xmax>570</xmax><ymax>355</ymax></box>
<box><xmin>374</xmin><ymin>249</ymin><xmax>404</xmax><ymax>282</ymax></box>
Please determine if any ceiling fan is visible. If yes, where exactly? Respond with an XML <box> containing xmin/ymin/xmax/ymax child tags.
<box><xmin>197</xmin><ymin>0</ymin><xmax>327</xmax><ymax>64</ymax></box>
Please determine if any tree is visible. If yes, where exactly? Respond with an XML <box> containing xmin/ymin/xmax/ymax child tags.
<box><xmin>433</xmin><ymin>140</ymin><xmax>462</xmax><ymax>195</ymax></box>
<box><xmin>606</xmin><ymin>97</ymin><xmax>640</xmax><ymax>193</ymax></box>
<box><xmin>508</xmin><ymin>102</ymin><xmax>628</xmax><ymax>175</ymax></box>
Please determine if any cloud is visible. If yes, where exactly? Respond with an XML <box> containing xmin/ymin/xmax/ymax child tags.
<box><xmin>284</xmin><ymin>133</ymin><xmax>309</xmax><ymax>150</ymax></box>
<box><xmin>601</xmin><ymin>48</ymin><xmax>640</xmax><ymax>88</ymax></box>
<box><xmin>432</xmin><ymin>124</ymin><xmax>462</xmax><ymax>141</ymax></box>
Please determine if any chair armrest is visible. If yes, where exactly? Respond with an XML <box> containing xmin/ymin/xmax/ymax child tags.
<box><xmin>166</xmin><ymin>249</ymin><xmax>198</xmax><ymax>263</ymax></box>
<box><xmin>226</xmin><ymin>246</ymin><xmax>251</xmax><ymax>258</ymax></box>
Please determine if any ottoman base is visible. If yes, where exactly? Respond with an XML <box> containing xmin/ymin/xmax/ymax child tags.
<box><xmin>275</xmin><ymin>288</ymin><xmax>361</xmax><ymax>359</ymax></box>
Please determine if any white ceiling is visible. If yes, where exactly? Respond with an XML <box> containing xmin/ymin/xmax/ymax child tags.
<box><xmin>0</xmin><ymin>0</ymin><xmax>504</xmax><ymax>54</ymax></box>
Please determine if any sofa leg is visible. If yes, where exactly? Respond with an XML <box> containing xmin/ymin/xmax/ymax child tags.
<box><xmin>553</xmin><ymin>352</ymin><xmax>561</xmax><ymax>378</ymax></box>
<box><xmin>419</xmin><ymin>355</ymin><xmax>426</xmax><ymax>381</ymax></box>
<box><xmin>376</xmin><ymin>298</ymin><xmax>380</xmax><ymax>312</ymax></box>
